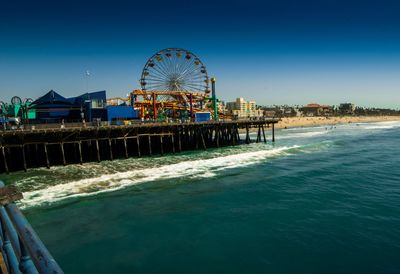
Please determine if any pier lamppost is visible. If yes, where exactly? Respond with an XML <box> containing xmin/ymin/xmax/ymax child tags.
<box><xmin>211</xmin><ymin>77</ymin><xmax>218</xmax><ymax>121</ymax></box>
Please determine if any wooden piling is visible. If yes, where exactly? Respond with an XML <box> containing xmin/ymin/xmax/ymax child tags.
<box><xmin>160</xmin><ymin>135</ymin><xmax>164</xmax><ymax>155</ymax></box>
<box><xmin>245</xmin><ymin>125</ymin><xmax>250</xmax><ymax>144</ymax></box>
<box><xmin>200</xmin><ymin>130</ymin><xmax>206</xmax><ymax>150</ymax></box>
<box><xmin>108</xmin><ymin>139</ymin><xmax>113</xmax><ymax>160</ymax></box>
<box><xmin>35</xmin><ymin>144</ymin><xmax>39</xmax><ymax>165</ymax></box>
<box><xmin>232</xmin><ymin>126</ymin><xmax>236</xmax><ymax>145</ymax></box>
<box><xmin>87</xmin><ymin>140</ymin><xmax>92</xmax><ymax>161</ymax></box>
<box><xmin>136</xmin><ymin>136</ymin><xmax>141</xmax><ymax>157</ymax></box>
<box><xmin>123</xmin><ymin>138</ymin><xmax>128</xmax><ymax>158</ymax></box>
<box><xmin>215</xmin><ymin>127</ymin><xmax>220</xmax><ymax>147</ymax></box>
<box><xmin>78</xmin><ymin>141</ymin><xmax>83</xmax><ymax>164</ymax></box>
<box><xmin>261</xmin><ymin>125</ymin><xmax>266</xmax><ymax>143</ymax></box>
<box><xmin>44</xmin><ymin>144</ymin><xmax>50</xmax><ymax>169</ymax></box>
<box><xmin>148</xmin><ymin>135</ymin><xmax>152</xmax><ymax>155</ymax></box>
<box><xmin>1</xmin><ymin>147</ymin><xmax>8</xmax><ymax>174</ymax></box>
<box><xmin>21</xmin><ymin>145</ymin><xmax>27</xmax><ymax>172</ymax></box>
<box><xmin>178</xmin><ymin>129</ymin><xmax>182</xmax><ymax>152</ymax></box>
<box><xmin>171</xmin><ymin>134</ymin><xmax>175</xmax><ymax>154</ymax></box>
<box><xmin>195</xmin><ymin>129</ymin><xmax>199</xmax><ymax>149</ymax></box>
<box><xmin>60</xmin><ymin>143</ymin><xmax>66</xmax><ymax>166</ymax></box>
<box><xmin>95</xmin><ymin>139</ymin><xmax>101</xmax><ymax>162</ymax></box>
<box><xmin>272</xmin><ymin>123</ymin><xmax>275</xmax><ymax>142</ymax></box>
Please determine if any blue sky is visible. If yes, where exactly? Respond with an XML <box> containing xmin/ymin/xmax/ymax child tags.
<box><xmin>1</xmin><ymin>0</ymin><xmax>400</xmax><ymax>108</ymax></box>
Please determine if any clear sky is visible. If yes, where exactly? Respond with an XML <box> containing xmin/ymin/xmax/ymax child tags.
<box><xmin>1</xmin><ymin>0</ymin><xmax>399</xmax><ymax>108</ymax></box>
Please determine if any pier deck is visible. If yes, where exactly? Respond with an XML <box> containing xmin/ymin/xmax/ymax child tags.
<box><xmin>0</xmin><ymin>119</ymin><xmax>279</xmax><ymax>174</ymax></box>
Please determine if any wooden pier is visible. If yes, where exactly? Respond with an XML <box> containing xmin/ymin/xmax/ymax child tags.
<box><xmin>0</xmin><ymin>119</ymin><xmax>279</xmax><ymax>174</ymax></box>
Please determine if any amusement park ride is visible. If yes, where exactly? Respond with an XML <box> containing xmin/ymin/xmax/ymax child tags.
<box><xmin>108</xmin><ymin>48</ymin><xmax>220</xmax><ymax>121</ymax></box>
<box><xmin>0</xmin><ymin>96</ymin><xmax>34</xmax><ymax>123</ymax></box>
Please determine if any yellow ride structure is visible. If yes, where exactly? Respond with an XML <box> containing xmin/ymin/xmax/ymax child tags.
<box><xmin>130</xmin><ymin>89</ymin><xmax>214</xmax><ymax>119</ymax></box>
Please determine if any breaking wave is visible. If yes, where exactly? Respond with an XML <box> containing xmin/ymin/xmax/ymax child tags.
<box><xmin>279</xmin><ymin>130</ymin><xmax>329</xmax><ymax>139</ymax></box>
<box><xmin>19</xmin><ymin>145</ymin><xmax>300</xmax><ymax>209</ymax></box>
<box><xmin>360</xmin><ymin>121</ymin><xmax>400</xmax><ymax>130</ymax></box>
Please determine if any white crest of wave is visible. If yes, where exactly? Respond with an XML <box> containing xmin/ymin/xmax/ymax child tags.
<box><xmin>20</xmin><ymin>146</ymin><xmax>298</xmax><ymax>208</ymax></box>
<box><xmin>279</xmin><ymin>130</ymin><xmax>329</xmax><ymax>139</ymax></box>
<box><xmin>361</xmin><ymin>121</ymin><xmax>400</xmax><ymax>130</ymax></box>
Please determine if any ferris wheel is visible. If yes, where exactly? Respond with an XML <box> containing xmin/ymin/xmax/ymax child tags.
<box><xmin>140</xmin><ymin>48</ymin><xmax>210</xmax><ymax>95</ymax></box>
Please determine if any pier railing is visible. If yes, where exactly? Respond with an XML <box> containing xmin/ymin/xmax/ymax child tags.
<box><xmin>0</xmin><ymin>181</ymin><xmax>63</xmax><ymax>274</ymax></box>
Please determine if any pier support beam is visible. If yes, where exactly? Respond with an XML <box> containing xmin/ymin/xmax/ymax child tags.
<box><xmin>171</xmin><ymin>134</ymin><xmax>175</xmax><ymax>154</ymax></box>
<box><xmin>44</xmin><ymin>144</ymin><xmax>50</xmax><ymax>169</ymax></box>
<box><xmin>95</xmin><ymin>140</ymin><xmax>101</xmax><ymax>162</ymax></box>
<box><xmin>195</xmin><ymin>129</ymin><xmax>199</xmax><ymax>149</ymax></box>
<box><xmin>123</xmin><ymin>138</ymin><xmax>128</xmax><ymax>159</ymax></box>
<box><xmin>60</xmin><ymin>143</ymin><xmax>66</xmax><ymax>166</ymax></box>
<box><xmin>21</xmin><ymin>145</ymin><xmax>27</xmax><ymax>172</ymax></box>
<box><xmin>148</xmin><ymin>136</ymin><xmax>152</xmax><ymax>155</ymax></box>
<box><xmin>35</xmin><ymin>144</ymin><xmax>39</xmax><ymax>166</ymax></box>
<box><xmin>236</xmin><ymin>127</ymin><xmax>241</xmax><ymax>142</ymax></box>
<box><xmin>272</xmin><ymin>123</ymin><xmax>275</xmax><ymax>142</ymax></box>
<box><xmin>215</xmin><ymin>127</ymin><xmax>220</xmax><ymax>147</ymax></box>
<box><xmin>160</xmin><ymin>135</ymin><xmax>164</xmax><ymax>155</ymax></box>
<box><xmin>178</xmin><ymin>129</ymin><xmax>182</xmax><ymax>152</ymax></box>
<box><xmin>261</xmin><ymin>125</ymin><xmax>266</xmax><ymax>143</ymax></box>
<box><xmin>136</xmin><ymin>136</ymin><xmax>141</xmax><ymax>157</ymax></box>
<box><xmin>108</xmin><ymin>139</ymin><xmax>113</xmax><ymax>161</ymax></box>
<box><xmin>245</xmin><ymin>125</ymin><xmax>250</xmax><ymax>144</ymax></box>
<box><xmin>200</xmin><ymin>130</ymin><xmax>206</xmax><ymax>150</ymax></box>
<box><xmin>1</xmin><ymin>147</ymin><xmax>8</xmax><ymax>174</ymax></box>
<box><xmin>78</xmin><ymin>141</ymin><xmax>83</xmax><ymax>164</ymax></box>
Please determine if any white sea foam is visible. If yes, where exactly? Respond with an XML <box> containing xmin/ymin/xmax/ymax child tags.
<box><xmin>279</xmin><ymin>121</ymin><xmax>400</xmax><ymax>139</ymax></box>
<box><xmin>19</xmin><ymin>145</ymin><xmax>299</xmax><ymax>209</ymax></box>
<box><xmin>361</xmin><ymin>121</ymin><xmax>400</xmax><ymax>130</ymax></box>
<box><xmin>279</xmin><ymin>130</ymin><xmax>329</xmax><ymax>139</ymax></box>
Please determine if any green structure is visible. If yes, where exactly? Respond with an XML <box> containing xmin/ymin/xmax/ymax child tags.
<box><xmin>211</xmin><ymin>77</ymin><xmax>218</xmax><ymax>121</ymax></box>
<box><xmin>0</xmin><ymin>96</ymin><xmax>36</xmax><ymax>122</ymax></box>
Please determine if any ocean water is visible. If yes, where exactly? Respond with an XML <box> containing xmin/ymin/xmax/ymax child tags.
<box><xmin>1</xmin><ymin>121</ymin><xmax>400</xmax><ymax>273</ymax></box>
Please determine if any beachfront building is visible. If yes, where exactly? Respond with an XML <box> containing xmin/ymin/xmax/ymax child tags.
<box><xmin>338</xmin><ymin>103</ymin><xmax>356</xmax><ymax>115</ymax></box>
<box><xmin>301</xmin><ymin>103</ymin><xmax>334</xmax><ymax>116</ymax></box>
<box><xmin>29</xmin><ymin>90</ymin><xmax>138</xmax><ymax>123</ymax></box>
<box><xmin>226</xmin><ymin>97</ymin><xmax>263</xmax><ymax>118</ymax></box>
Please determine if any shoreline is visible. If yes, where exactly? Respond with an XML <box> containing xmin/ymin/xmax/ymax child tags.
<box><xmin>275</xmin><ymin>116</ymin><xmax>400</xmax><ymax>129</ymax></box>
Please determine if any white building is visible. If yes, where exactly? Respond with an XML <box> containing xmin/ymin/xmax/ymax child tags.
<box><xmin>226</xmin><ymin>98</ymin><xmax>263</xmax><ymax>118</ymax></box>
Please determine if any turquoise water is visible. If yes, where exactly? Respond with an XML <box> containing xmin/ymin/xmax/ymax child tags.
<box><xmin>1</xmin><ymin>121</ymin><xmax>400</xmax><ymax>273</ymax></box>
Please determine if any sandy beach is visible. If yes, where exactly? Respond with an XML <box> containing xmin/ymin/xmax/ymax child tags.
<box><xmin>276</xmin><ymin>116</ymin><xmax>400</xmax><ymax>129</ymax></box>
